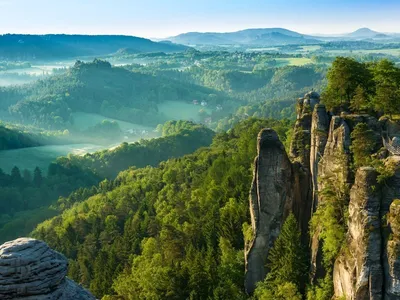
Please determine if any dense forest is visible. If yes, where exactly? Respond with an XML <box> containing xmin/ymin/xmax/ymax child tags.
<box><xmin>29</xmin><ymin>56</ymin><xmax>400</xmax><ymax>300</ymax></box>
<box><xmin>0</xmin><ymin>121</ymin><xmax>214</xmax><ymax>243</ymax></box>
<box><xmin>2</xmin><ymin>32</ymin><xmax>400</xmax><ymax>298</ymax></box>
<box><xmin>0</xmin><ymin>123</ymin><xmax>40</xmax><ymax>150</ymax></box>
<box><xmin>33</xmin><ymin>118</ymin><xmax>293</xmax><ymax>299</ymax></box>
<box><xmin>4</xmin><ymin>59</ymin><xmax>229</xmax><ymax>129</ymax></box>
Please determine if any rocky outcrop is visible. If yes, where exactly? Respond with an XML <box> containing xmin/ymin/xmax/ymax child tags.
<box><xmin>244</xmin><ymin>129</ymin><xmax>293</xmax><ymax>294</ymax></box>
<box><xmin>333</xmin><ymin>167</ymin><xmax>383</xmax><ymax>300</ymax></box>
<box><xmin>386</xmin><ymin>199</ymin><xmax>400</xmax><ymax>299</ymax></box>
<box><xmin>0</xmin><ymin>238</ymin><xmax>95</xmax><ymax>300</ymax></box>
<box><xmin>289</xmin><ymin>92</ymin><xmax>317</xmax><ymax>167</ymax></box>
<box><xmin>244</xmin><ymin>91</ymin><xmax>400</xmax><ymax>298</ymax></box>
<box><xmin>245</xmin><ymin>92</ymin><xmax>321</xmax><ymax>293</ymax></box>
<box><xmin>310</xmin><ymin>104</ymin><xmax>330</xmax><ymax>211</ymax></box>
<box><xmin>382</xmin><ymin>157</ymin><xmax>400</xmax><ymax>299</ymax></box>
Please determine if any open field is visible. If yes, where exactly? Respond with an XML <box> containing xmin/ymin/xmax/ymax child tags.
<box><xmin>72</xmin><ymin>112</ymin><xmax>155</xmax><ymax>132</ymax></box>
<box><xmin>299</xmin><ymin>45</ymin><xmax>321</xmax><ymax>52</ymax></box>
<box><xmin>245</xmin><ymin>47</ymin><xmax>280</xmax><ymax>52</ymax></box>
<box><xmin>275</xmin><ymin>57</ymin><xmax>313</xmax><ymax>66</ymax></box>
<box><xmin>158</xmin><ymin>101</ymin><xmax>212</xmax><ymax>122</ymax></box>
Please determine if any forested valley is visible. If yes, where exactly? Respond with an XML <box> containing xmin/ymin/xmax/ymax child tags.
<box><xmin>1</xmin><ymin>27</ymin><xmax>400</xmax><ymax>299</ymax></box>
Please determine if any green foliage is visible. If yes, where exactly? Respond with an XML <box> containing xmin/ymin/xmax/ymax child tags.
<box><xmin>306</xmin><ymin>274</ymin><xmax>334</xmax><ymax>300</ymax></box>
<box><xmin>0</xmin><ymin>123</ymin><xmax>40</xmax><ymax>150</ymax></box>
<box><xmin>254</xmin><ymin>214</ymin><xmax>307</xmax><ymax>300</ymax></box>
<box><xmin>322</xmin><ymin>57</ymin><xmax>400</xmax><ymax>116</ymax></box>
<box><xmin>5</xmin><ymin>59</ymin><xmax>230</xmax><ymax>129</ymax></box>
<box><xmin>84</xmin><ymin>120</ymin><xmax>122</xmax><ymax>140</ymax></box>
<box><xmin>373</xmin><ymin>158</ymin><xmax>398</xmax><ymax>184</ymax></box>
<box><xmin>54</xmin><ymin>121</ymin><xmax>215</xmax><ymax>179</ymax></box>
<box><xmin>310</xmin><ymin>151</ymin><xmax>349</xmax><ymax>268</ymax></box>
<box><xmin>350</xmin><ymin>85</ymin><xmax>370</xmax><ymax>113</ymax></box>
<box><xmin>33</xmin><ymin>118</ymin><xmax>292</xmax><ymax>299</ymax></box>
<box><xmin>350</xmin><ymin>122</ymin><xmax>376</xmax><ymax>169</ymax></box>
<box><xmin>255</xmin><ymin>281</ymin><xmax>302</xmax><ymax>300</ymax></box>
<box><xmin>322</xmin><ymin>57</ymin><xmax>373</xmax><ymax>112</ymax></box>
<box><xmin>372</xmin><ymin>59</ymin><xmax>400</xmax><ymax>116</ymax></box>
<box><xmin>0</xmin><ymin>122</ymin><xmax>214</xmax><ymax>242</ymax></box>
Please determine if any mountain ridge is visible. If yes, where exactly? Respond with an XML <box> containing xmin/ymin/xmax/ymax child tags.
<box><xmin>165</xmin><ymin>27</ymin><xmax>400</xmax><ymax>45</ymax></box>
<box><xmin>0</xmin><ymin>34</ymin><xmax>189</xmax><ymax>60</ymax></box>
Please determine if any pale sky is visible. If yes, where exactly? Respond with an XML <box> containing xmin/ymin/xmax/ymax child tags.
<box><xmin>0</xmin><ymin>0</ymin><xmax>399</xmax><ymax>38</ymax></box>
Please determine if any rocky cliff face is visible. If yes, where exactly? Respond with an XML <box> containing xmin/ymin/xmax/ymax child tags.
<box><xmin>333</xmin><ymin>167</ymin><xmax>383</xmax><ymax>300</ymax></box>
<box><xmin>245</xmin><ymin>92</ymin><xmax>319</xmax><ymax>293</ymax></box>
<box><xmin>244</xmin><ymin>129</ymin><xmax>293</xmax><ymax>294</ymax></box>
<box><xmin>0</xmin><ymin>238</ymin><xmax>95</xmax><ymax>300</ymax></box>
<box><xmin>245</xmin><ymin>91</ymin><xmax>400</xmax><ymax>299</ymax></box>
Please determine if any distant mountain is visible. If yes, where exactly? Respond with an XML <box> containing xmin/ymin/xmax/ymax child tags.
<box><xmin>167</xmin><ymin>28</ymin><xmax>321</xmax><ymax>46</ymax></box>
<box><xmin>346</xmin><ymin>28</ymin><xmax>382</xmax><ymax>38</ymax></box>
<box><xmin>0</xmin><ymin>34</ymin><xmax>189</xmax><ymax>61</ymax></box>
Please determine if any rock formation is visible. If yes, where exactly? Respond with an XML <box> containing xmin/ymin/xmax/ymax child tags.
<box><xmin>244</xmin><ymin>129</ymin><xmax>293</xmax><ymax>294</ymax></box>
<box><xmin>333</xmin><ymin>167</ymin><xmax>383</xmax><ymax>300</ymax></box>
<box><xmin>382</xmin><ymin>157</ymin><xmax>400</xmax><ymax>299</ymax></box>
<box><xmin>0</xmin><ymin>238</ymin><xmax>95</xmax><ymax>300</ymax></box>
<box><xmin>245</xmin><ymin>91</ymin><xmax>400</xmax><ymax>299</ymax></box>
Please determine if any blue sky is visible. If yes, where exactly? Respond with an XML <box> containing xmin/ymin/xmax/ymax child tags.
<box><xmin>0</xmin><ymin>0</ymin><xmax>399</xmax><ymax>37</ymax></box>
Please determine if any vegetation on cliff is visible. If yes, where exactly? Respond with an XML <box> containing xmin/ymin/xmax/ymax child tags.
<box><xmin>323</xmin><ymin>57</ymin><xmax>400</xmax><ymax>116</ymax></box>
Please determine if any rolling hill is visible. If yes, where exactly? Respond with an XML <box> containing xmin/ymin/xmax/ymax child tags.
<box><xmin>346</xmin><ymin>27</ymin><xmax>382</xmax><ymax>38</ymax></box>
<box><xmin>166</xmin><ymin>28</ymin><xmax>321</xmax><ymax>45</ymax></box>
<box><xmin>0</xmin><ymin>34</ymin><xmax>189</xmax><ymax>61</ymax></box>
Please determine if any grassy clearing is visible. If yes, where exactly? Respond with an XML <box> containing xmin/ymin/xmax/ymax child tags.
<box><xmin>275</xmin><ymin>57</ymin><xmax>313</xmax><ymax>66</ymax></box>
<box><xmin>299</xmin><ymin>45</ymin><xmax>321</xmax><ymax>52</ymax></box>
<box><xmin>158</xmin><ymin>101</ymin><xmax>212</xmax><ymax>122</ymax></box>
<box><xmin>72</xmin><ymin>112</ymin><xmax>154</xmax><ymax>132</ymax></box>
<box><xmin>246</xmin><ymin>47</ymin><xmax>280</xmax><ymax>52</ymax></box>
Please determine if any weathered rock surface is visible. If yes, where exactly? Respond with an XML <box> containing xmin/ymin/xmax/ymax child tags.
<box><xmin>386</xmin><ymin>199</ymin><xmax>400</xmax><ymax>299</ymax></box>
<box><xmin>333</xmin><ymin>167</ymin><xmax>383</xmax><ymax>300</ymax></box>
<box><xmin>382</xmin><ymin>157</ymin><xmax>400</xmax><ymax>299</ymax></box>
<box><xmin>0</xmin><ymin>238</ymin><xmax>95</xmax><ymax>300</ymax></box>
<box><xmin>244</xmin><ymin>91</ymin><xmax>400</xmax><ymax>298</ymax></box>
<box><xmin>309</xmin><ymin>103</ymin><xmax>330</xmax><ymax>211</ymax></box>
<box><xmin>311</xmin><ymin>115</ymin><xmax>353</xmax><ymax>281</ymax></box>
<box><xmin>244</xmin><ymin>129</ymin><xmax>293</xmax><ymax>294</ymax></box>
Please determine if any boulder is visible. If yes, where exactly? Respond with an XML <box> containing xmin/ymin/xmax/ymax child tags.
<box><xmin>0</xmin><ymin>238</ymin><xmax>95</xmax><ymax>300</ymax></box>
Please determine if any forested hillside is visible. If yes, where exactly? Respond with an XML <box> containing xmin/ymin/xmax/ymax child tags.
<box><xmin>53</xmin><ymin>120</ymin><xmax>214</xmax><ymax>178</ymax></box>
<box><xmin>3</xmin><ymin>59</ymin><xmax>229</xmax><ymax>129</ymax></box>
<box><xmin>33</xmin><ymin>118</ymin><xmax>293</xmax><ymax>299</ymax></box>
<box><xmin>0</xmin><ymin>122</ymin><xmax>214</xmax><ymax>243</ymax></box>
<box><xmin>0</xmin><ymin>123</ymin><xmax>40</xmax><ymax>150</ymax></box>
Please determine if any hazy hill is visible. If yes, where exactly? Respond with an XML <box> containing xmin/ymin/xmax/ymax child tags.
<box><xmin>167</xmin><ymin>28</ymin><xmax>321</xmax><ymax>45</ymax></box>
<box><xmin>0</xmin><ymin>34</ymin><xmax>189</xmax><ymax>60</ymax></box>
<box><xmin>346</xmin><ymin>27</ymin><xmax>382</xmax><ymax>38</ymax></box>
<box><xmin>5</xmin><ymin>59</ymin><xmax>227</xmax><ymax>128</ymax></box>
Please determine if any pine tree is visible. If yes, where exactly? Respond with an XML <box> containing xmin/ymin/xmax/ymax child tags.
<box><xmin>350</xmin><ymin>122</ymin><xmax>376</xmax><ymax>169</ymax></box>
<box><xmin>266</xmin><ymin>213</ymin><xmax>307</xmax><ymax>285</ymax></box>
<box><xmin>33</xmin><ymin>167</ymin><xmax>43</xmax><ymax>187</ymax></box>
<box><xmin>254</xmin><ymin>213</ymin><xmax>307</xmax><ymax>299</ymax></box>
<box><xmin>22</xmin><ymin>169</ymin><xmax>32</xmax><ymax>184</ymax></box>
<box><xmin>11</xmin><ymin>166</ymin><xmax>22</xmax><ymax>186</ymax></box>
<box><xmin>350</xmin><ymin>85</ymin><xmax>370</xmax><ymax>113</ymax></box>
